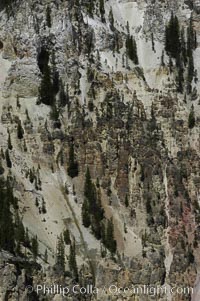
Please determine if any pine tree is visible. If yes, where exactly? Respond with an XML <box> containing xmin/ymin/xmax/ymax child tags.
<box><xmin>177</xmin><ymin>63</ymin><xmax>184</xmax><ymax>93</ymax></box>
<box><xmin>46</xmin><ymin>5</ymin><xmax>51</xmax><ymax>28</ymax></box>
<box><xmin>35</xmin><ymin>197</ymin><xmax>39</xmax><ymax>207</ymax></box>
<box><xmin>82</xmin><ymin>167</ymin><xmax>104</xmax><ymax>239</ymax></box>
<box><xmin>105</xmin><ymin>219</ymin><xmax>117</xmax><ymax>254</ymax></box>
<box><xmin>188</xmin><ymin>105</ymin><xmax>195</xmax><ymax>129</ymax></box>
<box><xmin>15</xmin><ymin>212</ymin><xmax>25</xmax><ymax>254</ymax></box>
<box><xmin>41</xmin><ymin>199</ymin><xmax>47</xmax><ymax>214</ymax></box>
<box><xmin>59</xmin><ymin>81</ymin><xmax>68</xmax><ymax>107</ymax></box>
<box><xmin>125</xmin><ymin>194</ymin><xmax>129</xmax><ymax>207</ymax></box>
<box><xmin>50</xmin><ymin>104</ymin><xmax>59</xmax><ymax>121</ymax></box>
<box><xmin>96</xmin><ymin>50</ymin><xmax>101</xmax><ymax>69</ymax></box>
<box><xmin>37</xmin><ymin>47</ymin><xmax>49</xmax><ymax>74</ymax></box>
<box><xmin>44</xmin><ymin>249</ymin><xmax>48</xmax><ymax>263</ymax></box>
<box><xmin>0</xmin><ymin>160</ymin><xmax>4</xmax><ymax>175</ymax></box>
<box><xmin>0</xmin><ymin>177</ymin><xmax>15</xmax><ymax>253</ymax></box>
<box><xmin>109</xmin><ymin>7</ymin><xmax>114</xmax><ymax>31</ymax></box>
<box><xmin>151</xmin><ymin>33</ymin><xmax>155</xmax><ymax>52</ymax></box>
<box><xmin>8</xmin><ymin>132</ymin><xmax>12</xmax><ymax>150</ymax></box>
<box><xmin>17</xmin><ymin>120</ymin><xmax>24</xmax><ymax>139</ymax></box>
<box><xmin>63</xmin><ymin>229</ymin><xmax>71</xmax><ymax>245</ymax></box>
<box><xmin>90</xmin><ymin>188</ymin><xmax>104</xmax><ymax>239</ymax></box>
<box><xmin>69</xmin><ymin>241</ymin><xmax>78</xmax><ymax>281</ymax></box>
<box><xmin>23</xmin><ymin>139</ymin><xmax>27</xmax><ymax>152</ymax></box>
<box><xmin>31</xmin><ymin>235</ymin><xmax>39</xmax><ymax>260</ymax></box>
<box><xmin>1</xmin><ymin>148</ymin><xmax>5</xmax><ymax>160</ymax></box>
<box><xmin>165</xmin><ymin>13</ymin><xmax>180</xmax><ymax>59</ymax></box>
<box><xmin>39</xmin><ymin>64</ymin><xmax>55</xmax><ymax>106</ymax></box>
<box><xmin>187</xmin><ymin>17</ymin><xmax>196</xmax><ymax>53</ymax></box>
<box><xmin>16</xmin><ymin>95</ymin><xmax>21</xmax><ymax>109</ymax></box>
<box><xmin>0</xmin><ymin>0</ymin><xmax>14</xmax><ymax>11</ymax></box>
<box><xmin>82</xmin><ymin>167</ymin><xmax>92</xmax><ymax>227</ymax></box>
<box><xmin>5</xmin><ymin>149</ymin><xmax>12</xmax><ymax>168</ymax></box>
<box><xmin>29</xmin><ymin>168</ymin><xmax>35</xmax><ymax>183</ymax></box>
<box><xmin>87</xmin><ymin>1</ymin><xmax>94</xmax><ymax>18</ymax></box>
<box><xmin>56</xmin><ymin>234</ymin><xmax>65</xmax><ymax>270</ymax></box>
<box><xmin>99</xmin><ymin>0</ymin><xmax>105</xmax><ymax>22</ymax></box>
<box><xmin>52</xmin><ymin>51</ymin><xmax>59</xmax><ymax>96</ymax></box>
<box><xmin>187</xmin><ymin>52</ymin><xmax>194</xmax><ymax>94</ymax></box>
<box><xmin>88</xmin><ymin>100</ymin><xmax>94</xmax><ymax>112</ymax></box>
<box><xmin>24</xmin><ymin>228</ymin><xmax>30</xmax><ymax>248</ymax></box>
<box><xmin>161</xmin><ymin>50</ymin><xmax>165</xmax><ymax>66</ymax></box>
<box><xmin>84</xmin><ymin>167</ymin><xmax>92</xmax><ymax>200</ymax></box>
<box><xmin>67</xmin><ymin>143</ymin><xmax>79</xmax><ymax>178</ymax></box>
<box><xmin>126</xmin><ymin>35</ymin><xmax>139</xmax><ymax>65</ymax></box>
<box><xmin>82</xmin><ymin>198</ymin><xmax>91</xmax><ymax>227</ymax></box>
<box><xmin>181</xmin><ymin>27</ymin><xmax>187</xmax><ymax>66</ymax></box>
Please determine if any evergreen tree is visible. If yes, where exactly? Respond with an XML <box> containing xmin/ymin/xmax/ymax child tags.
<box><xmin>0</xmin><ymin>177</ymin><xmax>15</xmax><ymax>253</ymax></box>
<box><xmin>90</xmin><ymin>188</ymin><xmax>104</xmax><ymax>239</ymax></box>
<box><xmin>82</xmin><ymin>198</ymin><xmax>91</xmax><ymax>227</ymax></box>
<box><xmin>50</xmin><ymin>104</ymin><xmax>60</xmax><ymax>121</ymax></box>
<box><xmin>31</xmin><ymin>235</ymin><xmax>39</xmax><ymax>260</ymax></box>
<box><xmin>46</xmin><ymin>5</ymin><xmax>51</xmax><ymax>28</ymax></box>
<box><xmin>165</xmin><ymin>13</ymin><xmax>180</xmax><ymax>59</ymax></box>
<box><xmin>8</xmin><ymin>132</ymin><xmax>12</xmax><ymax>150</ymax></box>
<box><xmin>82</xmin><ymin>167</ymin><xmax>104</xmax><ymax>239</ymax></box>
<box><xmin>24</xmin><ymin>228</ymin><xmax>30</xmax><ymax>248</ymax></box>
<box><xmin>176</xmin><ymin>53</ymin><xmax>184</xmax><ymax>93</ymax></box>
<box><xmin>63</xmin><ymin>229</ymin><xmax>71</xmax><ymax>245</ymax></box>
<box><xmin>0</xmin><ymin>0</ymin><xmax>14</xmax><ymax>11</ymax></box>
<box><xmin>88</xmin><ymin>100</ymin><xmax>94</xmax><ymax>112</ymax></box>
<box><xmin>126</xmin><ymin>21</ymin><xmax>130</xmax><ymax>35</ymax></box>
<box><xmin>44</xmin><ymin>249</ymin><xmax>48</xmax><ymax>263</ymax></box>
<box><xmin>0</xmin><ymin>160</ymin><xmax>4</xmax><ymax>175</ymax></box>
<box><xmin>41</xmin><ymin>199</ymin><xmax>47</xmax><ymax>214</ymax></box>
<box><xmin>6</xmin><ymin>177</ymin><xmax>16</xmax><ymax>208</ymax></box>
<box><xmin>125</xmin><ymin>194</ymin><xmax>129</xmax><ymax>207</ymax></box>
<box><xmin>151</xmin><ymin>33</ymin><xmax>155</xmax><ymax>52</ymax></box>
<box><xmin>161</xmin><ymin>50</ymin><xmax>165</xmax><ymax>66</ymax></box>
<box><xmin>35</xmin><ymin>197</ymin><xmax>39</xmax><ymax>207</ymax></box>
<box><xmin>126</xmin><ymin>35</ymin><xmax>139</xmax><ymax>65</ymax></box>
<box><xmin>109</xmin><ymin>7</ymin><xmax>114</xmax><ymax>31</ymax></box>
<box><xmin>96</xmin><ymin>49</ymin><xmax>101</xmax><ymax>69</ymax></box>
<box><xmin>187</xmin><ymin>17</ymin><xmax>197</xmax><ymax>53</ymax></box>
<box><xmin>99</xmin><ymin>0</ymin><xmax>105</xmax><ymax>22</ymax></box>
<box><xmin>29</xmin><ymin>168</ymin><xmax>35</xmax><ymax>183</ymax></box>
<box><xmin>39</xmin><ymin>64</ymin><xmax>55</xmax><ymax>106</ymax></box>
<box><xmin>59</xmin><ymin>81</ymin><xmax>68</xmax><ymax>107</ymax></box>
<box><xmin>23</xmin><ymin>139</ymin><xmax>27</xmax><ymax>152</ymax></box>
<box><xmin>15</xmin><ymin>212</ymin><xmax>25</xmax><ymax>254</ymax></box>
<box><xmin>16</xmin><ymin>95</ymin><xmax>21</xmax><ymax>109</ymax></box>
<box><xmin>105</xmin><ymin>219</ymin><xmax>117</xmax><ymax>254</ymax></box>
<box><xmin>5</xmin><ymin>149</ymin><xmax>12</xmax><ymax>168</ymax></box>
<box><xmin>17</xmin><ymin>120</ymin><xmax>24</xmax><ymax>139</ymax></box>
<box><xmin>56</xmin><ymin>234</ymin><xmax>65</xmax><ymax>270</ymax></box>
<box><xmin>52</xmin><ymin>51</ymin><xmax>59</xmax><ymax>96</ymax></box>
<box><xmin>188</xmin><ymin>105</ymin><xmax>195</xmax><ymax>129</ymax></box>
<box><xmin>87</xmin><ymin>1</ymin><xmax>94</xmax><ymax>17</ymax></box>
<box><xmin>67</xmin><ymin>143</ymin><xmax>79</xmax><ymax>178</ymax></box>
<box><xmin>69</xmin><ymin>241</ymin><xmax>78</xmax><ymax>281</ymax></box>
<box><xmin>187</xmin><ymin>50</ymin><xmax>194</xmax><ymax>94</ymax></box>
<box><xmin>84</xmin><ymin>167</ymin><xmax>92</xmax><ymax>200</ymax></box>
<box><xmin>177</xmin><ymin>63</ymin><xmax>184</xmax><ymax>93</ymax></box>
<box><xmin>37</xmin><ymin>47</ymin><xmax>49</xmax><ymax>74</ymax></box>
<box><xmin>1</xmin><ymin>148</ymin><xmax>5</xmax><ymax>160</ymax></box>
<box><xmin>181</xmin><ymin>27</ymin><xmax>187</xmax><ymax>66</ymax></box>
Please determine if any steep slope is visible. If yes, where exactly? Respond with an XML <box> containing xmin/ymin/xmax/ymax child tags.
<box><xmin>0</xmin><ymin>0</ymin><xmax>200</xmax><ymax>301</ymax></box>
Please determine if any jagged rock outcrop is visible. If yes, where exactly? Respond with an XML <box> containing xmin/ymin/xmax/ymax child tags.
<box><xmin>0</xmin><ymin>0</ymin><xmax>200</xmax><ymax>301</ymax></box>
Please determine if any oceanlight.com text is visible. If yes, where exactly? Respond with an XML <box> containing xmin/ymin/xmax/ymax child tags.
<box><xmin>26</xmin><ymin>284</ymin><xmax>194</xmax><ymax>297</ymax></box>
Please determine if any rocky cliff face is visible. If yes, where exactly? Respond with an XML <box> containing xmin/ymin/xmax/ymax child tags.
<box><xmin>0</xmin><ymin>0</ymin><xmax>200</xmax><ymax>300</ymax></box>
